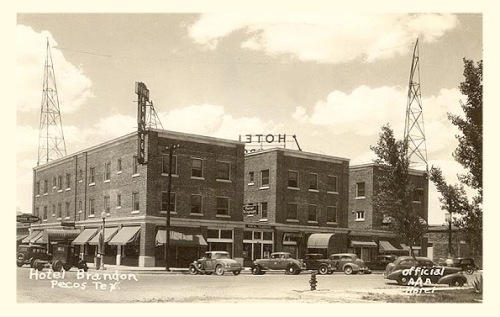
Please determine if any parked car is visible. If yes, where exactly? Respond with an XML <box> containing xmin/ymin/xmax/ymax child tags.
<box><xmin>329</xmin><ymin>253</ymin><xmax>371</xmax><ymax>275</ymax></box>
<box><xmin>17</xmin><ymin>244</ymin><xmax>52</xmax><ymax>268</ymax></box>
<box><xmin>366</xmin><ymin>255</ymin><xmax>398</xmax><ymax>271</ymax></box>
<box><xmin>302</xmin><ymin>253</ymin><xmax>334</xmax><ymax>275</ymax></box>
<box><xmin>384</xmin><ymin>256</ymin><xmax>467</xmax><ymax>286</ymax></box>
<box><xmin>33</xmin><ymin>244</ymin><xmax>88</xmax><ymax>272</ymax></box>
<box><xmin>438</xmin><ymin>257</ymin><xmax>479</xmax><ymax>275</ymax></box>
<box><xmin>188</xmin><ymin>251</ymin><xmax>242</xmax><ymax>276</ymax></box>
<box><xmin>251</xmin><ymin>252</ymin><xmax>306</xmax><ymax>275</ymax></box>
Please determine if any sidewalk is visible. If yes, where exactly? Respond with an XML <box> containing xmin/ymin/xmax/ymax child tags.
<box><xmin>87</xmin><ymin>263</ymin><xmax>189</xmax><ymax>274</ymax></box>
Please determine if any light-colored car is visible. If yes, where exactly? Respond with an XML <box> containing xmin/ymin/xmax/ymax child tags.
<box><xmin>252</xmin><ymin>252</ymin><xmax>306</xmax><ymax>275</ymax></box>
<box><xmin>329</xmin><ymin>253</ymin><xmax>371</xmax><ymax>275</ymax></box>
<box><xmin>189</xmin><ymin>251</ymin><xmax>242</xmax><ymax>276</ymax></box>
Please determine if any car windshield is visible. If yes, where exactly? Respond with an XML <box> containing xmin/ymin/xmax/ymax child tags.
<box><xmin>212</xmin><ymin>253</ymin><xmax>229</xmax><ymax>259</ymax></box>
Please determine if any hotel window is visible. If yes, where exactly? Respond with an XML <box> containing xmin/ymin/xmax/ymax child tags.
<box><xmin>78</xmin><ymin>200</ymin><xmax>82</xmax><ymax>213</ymax></box>
<box><xmin>308</xmin><ymin>205</ymin><xmax>317</xmax><ymax>222</ymax></box>
<box><xmin>52</xmin><ymin>204</ymin><xmax>56</xmax><ymax>216</ymax></box>
<box><xmin>117</xmin><ymin>158</ymin><xmax>122</xmax><ymax>173</ymax></box>
<box><xmin>104</xmin><ymin>162</ymin><xmax>111</xmax><ymax>181</ymax></box>
<box><xmin>162</xmin><ymin>154</ymin><xmax>178</xmax><ymax>175</ymax></box>
<box><xmin>57</xmin><ymin>203</ymin><xmax>62</xmax><ymax>219</ymax></box>
<box><xmin>309</xmin><ymin>173</ymin><xmax>318</xmax><ymax>190</ymax></box>
<box><xmin>89</xmin><ymin>199</ymin><xmax>95</xmax><ymax>216</ymax></box>
<box><xmin>248</xmin><ymin>171</ymin><xmax>254</xmax><ymax>184</ymax></box>
<box><xmin>191</xmin><ymin>158</ymin><xmax>203</xmax><ymax>178</ymax></box>
<box><xmin>413</xmin><ymin>188</ymin><xmax>424</xmax><ymax>203</ymax></box>
<box><xmin>35</xmin><ymin>207</ymin><xmax>39</xmax><ymax>218</ymax></box>
<box><xmin>288</xmin><ymin>171</ymin><xmax>299</xmax><ymax>188</ymax></box>
<box><xmin>78</xmin><ymin>169</ymin><xmax>83</xmax><ymax>182</ymax></box>
<box><xmin>104</xmin><ymin>195</ymin><xmax>110</xmax><ymax>214</ymax></box>
<box><xmin>356</xmin><ymin>210</ymin><xmax>365</xmax><ymax>221</ymax></box>
<box><xmin>356</xmin><ymin>182</ymin><xmax>366</xmax><ymax>197</ymax></box>
<box><xmin>217</xmin><ymin>161</ymin><xmax>231</xmax><ymax>181</ymax></box>
<box><xmin>261</xmin><ymin>169</ymin><xmax>270</xmax><ymax>187</ymax></box>
<box><xmin>261</xmin><ymin>202</ymin><xmax>268</xmax><ymax>220</ymax></box>
<box><xmin>36</xmin><ymin>181</ymin><xmax>40</xmax><ymax>196</ymax></box>
<box><xmin>161</xmin><ymin>192</ymin><xmax>176</xmax><ymax>213</ymax></box>
<box><xmin>327</xmin><ymin>205</ymin><xmax>338</xmax><ymax>223</ymax></box>
<box><xmin>43</xmin><ymin>180</ymin><xmax>48</xmax><ymax>194</ymax></box>
<box><xmin>327</xmin><ymin>175</ymin><xmax>338</xmax><ymax>193</ymax></box>
<box><xmin>58</xmin><ymin>175</ymin><xmax>63</xmax><ymax>190</ymax></box>
<box><xmin>116</xmin><ymin>193</ymin><xmax>121</xmax><ymax>208</ymax></box>
<box><xmin>64</xmin><ymin>173</ymin><xmax>70</xmax><ymax>189</ymax></box>
<box><xmin>53</xmin><ymin>177</ymin><xmax>57</xmax><ymax>188</ymax></box>
<box><xmin>89</xmin><ymin>167</ymin><xmax>95</xmax><ymax>184</ymax></box>
<box><xmin>65</xmin><ymin>202</ymin><xmax>70</xmax><ymax>218</ymax></box>
<box><xmin>132</xmin><ymin>192</ymin><xmax>140</xmax><ymax>211</ymax></box>
<box><xmin>286</xmin><ymin>203</ymin><xmax>298</xmax><ymax>220</ymax></box>
<box><xmin>216</xmin><ymin>197</ymin><xmax>230</xmax><ymax>216</ymax></box>
<box><xmin>132</xmin><ymin>156</ymin><xmax>139</xmax><ymax>175</ymax></box>
<box><xmin>191</xmin><ymin>194</ymin><xmax>203</xmax><ymax>214</ymax></box>
<box><xmin>43</xmin><ymin>206</ymin><xmax>47</xmax><ymax>220</ymax></box>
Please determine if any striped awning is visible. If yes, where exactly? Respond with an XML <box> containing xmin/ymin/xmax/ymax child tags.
<box><xmin>41</xmin><ymin>229</ymin><xmax>81</xmax><ymax>243</ymax></box>
<box><xmin>72</xmin><ymin>228</ymin><xmax>99</xmax><ymax>245</ymax></box>
<box><xmin>350</xmin><ymin>240</ymin><xmax>377</xmax><ymax>247</ymax></box>
<box><xmin>108</xmin><ymin>227</ymin><xmax>141</xmax><ymax>245</ymax></box>
<box><xmin>21</xmin><ymin>230</ymin><xmax>43</xmax><ymax>244</ymax></box>
<box><xmin>379</xmin><ymin>240</ymin><xmax>399</xmax><ymax>252</ymax></box>
<box><xmin>88</xmin><ymin>227</ymin><xmax>119</xmax><ymax>245</ymax></box>
<box><xmin>155</xmin><ymin>230</ymin><xmax>207</xmax><ymax>247</ymax></box>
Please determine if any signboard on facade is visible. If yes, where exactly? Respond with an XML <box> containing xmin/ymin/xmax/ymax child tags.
<box><xmin>243</xmin><ymin>204</ymin><xmax>258</xmax><ymax>216</ymax></box>
<box><xmin>16</xmin><ymin>214</ymin><xmax>40</xmax><ymax>223</ymax></box>
<box><xmin>245</xmin><ymin>224</ymin><xmax>273</xmax><ymax>229</ymax></box>
<box><xmin>239</xmin><ymin>134</ymin><xmax>302</xmax><ymax>153</ymax></box>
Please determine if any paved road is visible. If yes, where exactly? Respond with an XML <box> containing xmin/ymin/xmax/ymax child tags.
<box><xmin>16</xmin><ymin>267</ymin><xmax>479</xmax><ymax>303</ymax></box>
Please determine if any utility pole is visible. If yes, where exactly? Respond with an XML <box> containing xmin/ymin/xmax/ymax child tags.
<box><xmin>165</xmin><ymin>144</ymin><xmax>181</xmax><ymax>271</ymax></box>
<box><xmin>447</xmin><ymin>197</ymin><xmax>453</xmax><ymax>258</ymax></box>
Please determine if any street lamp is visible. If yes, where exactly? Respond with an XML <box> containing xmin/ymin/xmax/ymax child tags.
<box><xmin>165</xmin><ymin>144</ymin><xmax>181</xmax><ymax>271</ymax></box>
<box><xmin>101</xmin><ymin>211</ymin><xmax>107</xmax><ymax>270</ymax></box>
<box><xmin>447</xmin><ymin>198</ymin><xmax>453</xmax><ymax>259</ymax></box>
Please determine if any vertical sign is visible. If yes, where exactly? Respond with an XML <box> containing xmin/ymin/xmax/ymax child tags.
<box><xmin>135</xmin><ymin>82</ymin><xmax>149</xmax><ymax>164</ymax></box>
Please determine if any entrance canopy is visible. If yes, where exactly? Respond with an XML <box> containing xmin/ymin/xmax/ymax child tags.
<box><xmin>350</xmin><ymin>240</ymin><xmax>377</xmax><ymax>247</ymax></box>
<box><xmin>108</xmin><ymin>226</ymin><xmax>141</xmax><ymax>245</ymax></box>
<box><xmin>155</xmin><ymin>230</ymin><xmax>208</xmax><ymax>247</ymax></box>
<box><xmin>41</xmin><ymin>229</ymin><xmax>81</xmax><ymax>244</ymax></box>
<box><xmin>72</xmin><ymin>228</ymin><xmax>99</xmax><ymax>245</ymax></box>
<box><xmin>379</xmin><ymin>240</ymin><xmax>399</xmax><ymax>252</ymax></box>
<box><xmin>307</xmin><ymin>233</ymin><xmax>334</xmax><ymax>249</ymax></box>
<box><xmin>22</xmin><ymin>230</ymin><xmax>42</xmax><ymax>244</ymax></box>
<box><xmin>88</xmin><ymin>227</ymin><xmax>119</xmax><ymax>245</ymax></box>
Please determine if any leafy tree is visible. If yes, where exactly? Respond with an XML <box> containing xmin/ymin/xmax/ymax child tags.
<box><xmin>371</xmin><ymin>125</ymin><xmax>427</xmax><ymax>256</ymax></box>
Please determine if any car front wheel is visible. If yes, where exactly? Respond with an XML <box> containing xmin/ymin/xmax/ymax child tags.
<box><xmin>344</xmin><ymin>266</ymin><xmax>353</xmax><ymax>275</ymax></box>
<box><xmin>233</xmin><ymin>270</ymin><xmax>241</xmax><ymax>276</ymax></box>
<box><xmin>465</xmin><ymin>267</ymin><xmax>474</xmax><ymax>275</ymax></box>
<box><xmin>449</xmin><ymin>278</ymin><xmax>465</xmax><ymax>287</ymax></box>
<box><xmin>286</xmin><ymin>265</ymin><xmax>299</xmax><ymax>275</ymax></box>
<box><xmin>398</xmin><ymin>275</ymin><xmax>409</xmax><ymax>285</ymax></box>
<box><xmin>251</xmin><ymin>266</ymin><xmax>262</xmax><ymax>275</ymax></box>
<box><xmin>318</xmin><ymin>265</ymin><xmax>329</xmax><ymax>275</ymax></box>
<box><xmin>188</xmin><ymin>265</ymin><xmax>199</xmax><ymax>275</ymax></box>
<box><xmin>215</xmin><ymin>265</ymin><xmax>225</xmax><ymax>276</ymax></box>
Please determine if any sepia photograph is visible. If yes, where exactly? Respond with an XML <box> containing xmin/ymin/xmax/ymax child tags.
<box><xmin>7</xmin><ymin>0</ymin><xmax>495</xmax><ymax>310</ymax></box>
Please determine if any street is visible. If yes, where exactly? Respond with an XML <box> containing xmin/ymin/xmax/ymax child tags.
<box><xmin>16</xmin><ymin>267</ymin><xmax>479</xmax><ymax>303</ymax></box>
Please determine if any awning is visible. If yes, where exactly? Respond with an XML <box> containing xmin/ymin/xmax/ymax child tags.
<box><xmin>22</xmin><ymin>230</ymin><xmax>43</xmax><ymax>244</ymax></box>
<box><xmin>379</xmin><ymin>240</ymin><xmax>399</xmax><ymax>252</ymax></box>
<box><xmin>108</xmin><ymin>226</ymin><xmax>141</xmax><ymax>245</ymax></box>
<box><xmin>350</xmin><ymin>240</ymin><xmax>377</xmax><ymax>247</ymax></box>
<box><xmin>72</xmin><ymin>228</ymin><xmax>99</xmax><ymax>245</ymax></box>
<box><xmin>41</xmin><ymin>229</ymin><xmax>81</xmax><ymax>243</ymax></box>
<box><xmin>307</xmin><ymin>233</ymin><xmax>334</xmax><ymax>249</ymax></box>
<box><xmin>155</xmin><ymin>230</ymin><xmax>208</xmax><ymax>247</ymax></box>
<box><xmin>88</xmin><ymin>227</ymin><xmax>119</xmax><ymax>245</ymax></box>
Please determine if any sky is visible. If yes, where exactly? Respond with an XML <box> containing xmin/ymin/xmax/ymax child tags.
<box><xmin>14</xmin><ymin>8</ymin><xmax>484</xmax><ymax>225</ymax></box>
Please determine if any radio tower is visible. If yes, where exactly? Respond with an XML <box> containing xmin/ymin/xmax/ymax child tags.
<box><xmin>37</xmin><ymin>38</ymin><xmax>67</xmax><ymax>165</ymax></box>
<box><xmin>403</xmin><ymin>39</ymin><xmax>428</xmax><ymax>171</ymax></box>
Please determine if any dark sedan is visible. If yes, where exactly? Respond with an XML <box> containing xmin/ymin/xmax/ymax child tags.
<box><xmin>366</xmin><ymin>255</ymin><xmax>398</xmax><ymax>271</ymax></box>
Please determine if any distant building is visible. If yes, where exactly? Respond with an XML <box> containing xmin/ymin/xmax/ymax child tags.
<box><xmin>426</xmin><ymin>225</ymin><xmax>474</xmax><ymax>263</ymax></box>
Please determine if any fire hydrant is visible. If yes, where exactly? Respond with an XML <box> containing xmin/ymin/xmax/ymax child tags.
<box><xmin>309</xmin><ymin>271</ymin><xmax>317</xmax><ymax>291</ymax></box>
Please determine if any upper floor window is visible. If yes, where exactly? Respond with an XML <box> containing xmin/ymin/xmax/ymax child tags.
<box><xmin>288</xmin><ymin>171</ymin><xmax>299</xmax><ymax>188</ymax></box>
<box><xmin>58</xmin><ymin>175</ymin><xmax>63</xmax><ymax>190</ymax></box>
<box><xmin>57</xmin><ymin>203</ymin><xmax>62</xmax><ymax>219</ymax></box>
<box><xmin>53</xmin><ymin>177</ymin><xmax>57</xmax><ymax>188</ymax></box>
<box><xmin>308</xmin><ymin>173</ymin><xmax>318</xmax><ymax>191</ymax></box>
<box><xmin>133</xmin><ymin>156</ymin><xmax>139</xmax><ymax>175</ymax></box>
<box><xmin>65</xmin><ymin>202</ymin><xmax>70</xmax><ymax>218</ymax></box>
<box><xmin>308</xmin><ymin>205</ymin><xmax>317</xmax><ymax>222</ymax></box>
<box><xmin>78</xmin><ymin>200</ymin><xmax>83</xmax><ymax>212</ymax></box>
<box><xmin>78</xmin><ymin>169</ymin><xmax>83</xmax><ymax>182</ymax></box>
<box><xmin>191</xmin><ymin>158</ymin><xmax>204</xmax><ymax>178</ymax></box>
<box><xmin>286</xmin><ymin>203</ymin><xmax>298</xmax><ymax>220</ymax></box>
<box><xmin>356</xmin><ymin>182</ymin><xmax>366</xmax><ymax>197</ymax></box>
<box><xmin>35</xmin><ymin>207</ymin><xmax>39</xmax><ymax>218</ymax></box>
<box><xmin>248</xmin><ymin>171</ymin><xmax>254</xmax><ymax>184</ymax></box>
<box><xmin>52</xmin><ymin>204</ymin><xmax>56</xmax><ymax>216</ymax></box>
<box><xmin>132</xmin><ymin>192</ymin><xmax>140</xmax><ymax>211</ymax></box>
<box><xmin>104</xmin><ymin>162</ymin><xmax>111</xmax><ymax>181</ymax></box>
<box><xmin>162</xmin><ymin>154</ymin><xmax>178</xmax><ymax>175</ymax></box>
<box><xmin>116</xmin><ymin>193</ymin><xmax>122</xmax><ymax>208</ymax></box>
<box><xmin>88</xmin><ymin>199</ymin><xmax>95</xmax><ymax>216</ymax></box>
<box><xmin>191</xmin><ymin>194</ymin><xmax>203</xmax><ymax>214</ymax></box>
<box><xmin>65</xmin><ymin>173</ymin><xmax>71</xmax><ymax>189</ymax></box>
<box><xmin>161</xmin><ymin>192</ymin><xmax>176</xmax><ymax>213</ymax></box>
<box><xmin>104</xmin><ymin>195</ymin><xmax>110</xmax><ymax>214</ymax></box>
<box><xmin>43</xmin><ymin>206</ymin><xmax>48</xmax><ymax>220</ymax></box>
<box><xmin>36</xmin><ymin>181</ymin><xmax>40</xmax><ymax>196</ymax></box>
<box><xmin>327</xmin><ymin>175</ymin><xmax>338</xmax><ymax>193</ymax></box>
<box><xmin>261</xmin><ymin>169</ymin><xmax>270</xmax><ymax>188</ymax></box>
<box><xmin>89</xmin><ymin>168</ymin><xmax>95</xmax><ymax>184</ymax></box>
<box><xmin>216</xmin><ymin>197</ymin><xmax>230</xmax><ymax>216</ymax></box>
<box><xmin>217</xmin><ymin>161</ymin><xmax>231</xmax><ymax>181</ymax></box>
<box><xmin>43</xmin><ymin>180</ymin><xmax>48</xmax><ymax>194</ymax></box>
<box><xmin>117</xmin><ymin>158</ymin><xmax>122</xmax><ymax>173</ymax></box>
<box><xmin>261</xmin><ymin>202</ymin><xmax>268</xmax><ymax>220</ymax></box>
<box><xmin>327</xmin><ymin>205</ymin><xmax>338</xmax><ymax>223</ymax></box>
<box><xmin>356</xmin><ymin>210</ymin><xmax>365</xmax><ymax>221</ymax></box>
<box><xmin>413</xmin><ymin>188</ymin><xmax>424</xmax><ymax>203</ymax></box>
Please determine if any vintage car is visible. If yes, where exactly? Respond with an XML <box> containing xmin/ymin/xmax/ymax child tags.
<box><xmin>188</xmin><ymin>251</ymin><xmax>242</xmax><ymax>276</ymax></box>
<box><xmin>329</xmin><ymin>253</ymin><xmax>371</xmax><ymax>275</ymax></box>
<box><xmin>384</xmin><ymin>256</ymin><xmax>467</xmax><ymax>286</ymax></box>
<box><xmin>33</xmin><ymin>244</ymin><xmax>88</xmax><ymax>272</ymax></box>
<box><xmin>16</xmin><ymin>244</ymin><xmax>51</xmax><ymax>267</ymax></box>
<box><xmin>302</xmin><ymin>253</ymin><xmax>334</xmax><ymax>275</ymax></box>
<box><xmin>251</xmin><ymin>252</ymin><xmax>306</xmax><ymax>275</ymax></box>
<box><xmin>366</xmin><ymin>254</ymin><xmax>398</xmax><ymax>271</ymax></box>
<box><xmin>438</xmin><ymin>257</ymin><xmax>480</xmax><ymax>275</ymax></box>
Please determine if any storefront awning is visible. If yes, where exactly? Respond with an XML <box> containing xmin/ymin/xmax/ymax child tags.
<box><xmin>41</xmin><ymin>229</ymin><xmax>81</xmax><ymax>244</ymax></box>
<box><xmin>17</xmin><ymin>234</ymin><xmax>28</xmax><ymax>243</ymax></box>
<box><xmin>72</xmin><ymin>228</ymin><xmax>99</xmax><ymax>245</ymax></box>
<box><xmin>307</xmin><ymin>233</ymin><xmax>334</xmax><ymax>249</ymax></box>
<box><xmin>350</xmin><ymin>240</ymin><xmax>377</xmax><ymax>247</ymax></box>
<box><xmin>155</xmin><ymin>230</ymin><xmax>208</xmax><ymax>247</ymax></box>
<box><xmin>379</xmin><ymin>240</ymin><xmax>399</xmax><ymax>252</ymax></box>
<box><xmin>108</xmin><ymin>226</ymin><xmax>141</xmax><ymax>245</ymax></box>
<box><xmin>88</xmin><ymin>227</ymin><xmax>119</xmax><ymax>245</ymax></box>
<box><xmin>21</xmin><ymin>230</ymin><xmax>43</xmax><ymax>244</ymax></box>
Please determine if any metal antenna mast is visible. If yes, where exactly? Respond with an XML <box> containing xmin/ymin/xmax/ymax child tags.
<box><xmin>403</xmin><ymin>39</ymin><xmax>428</xmax><ymax>171</ymax></box>
<box><xmin>37</xmin><ymin>38</ymin><xmax>67</xmax><ymax>165</ymax></box>
<box><xmin>146</xmin><ymin>100</ymin><xmax>164</xmax><ymax>130</ymax></box>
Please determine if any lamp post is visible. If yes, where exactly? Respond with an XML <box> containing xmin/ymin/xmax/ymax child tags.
<box><xmin>165</xmin><ymin>144</ymin><xmax>181</xmax><ymax>271</ymax></box>
<box><xmin>447</xmin><ymin>198</ymin><xmax>453</xmax><ymax>258</ymax></box>
<box><xmin>101</xmin><ymin>211</ymin><xmax>107</xmax><ymax>270</ymax></box>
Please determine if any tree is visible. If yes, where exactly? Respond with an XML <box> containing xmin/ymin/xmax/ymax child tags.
<box><xmin>371</xmin><ymin>125</ymin><xmax>427</xmax><ymax>256</ymax></box>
